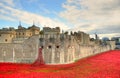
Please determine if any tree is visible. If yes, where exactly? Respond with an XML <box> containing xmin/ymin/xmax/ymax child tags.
<box><xmin>39</xmin><ymin>30</ymin><xmax>44</xmax><ymax>35</ymax></box>
<box><xmin>70</xmin><ymin>31</ymin><xmax>73</xmax><ymax>35</ymax></box>
<box><xmin>90</xmin><ymin>38</ymin><xmax>95</xmax><ymax>41</ymax></box>
<box><xmin>64</xmin><ymin>31</ymin><xmax>68</xmax><ymax>35</ymax></box>
<box><xmin>102</xmin><ymin>37</ymin><xmax>109</xmax><ymax>41</ymax></box>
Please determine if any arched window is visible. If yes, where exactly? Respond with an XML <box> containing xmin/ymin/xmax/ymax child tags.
<box><xmin>10</xmin><ymin>35</ymin><xmax>12</xmax><ymax>37</ymax></box>
<box><xmin>56</xmin><ymin>46</ymin><xmax>59</xmax><ymax>48</ymax></box>
<box><xmin>48</xmin><ymin>45</ymin><xmax>52</xmax><ymax>49</ymax></box>
<box><xmin>41</xmin><ymin>46</ymin><xmax>44</xmax><ymax>49</ymax></box>
<box><xmin>5</xmin><ymin>39</ymin><xmax>7</xmax><ymax>42</ymax></box>
<box><xmin>30</xmin><ymin>33</ymin><xmax>32</xmax><ymax>36</ymax></box>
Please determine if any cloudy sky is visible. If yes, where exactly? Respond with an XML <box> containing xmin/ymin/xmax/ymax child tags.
<box><xmin>0</xmin><ymin>0</ymin><xmax>120</xmax><ymax>39</ymax></box>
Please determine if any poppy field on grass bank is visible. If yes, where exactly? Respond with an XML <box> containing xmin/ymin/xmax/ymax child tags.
<box><xmin>0</xmin><ymin>50</ymin><xmax>120</xmax><ymax>78</ymax></box>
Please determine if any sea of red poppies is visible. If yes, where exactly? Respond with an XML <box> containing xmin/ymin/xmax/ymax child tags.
<box><xmin>0</xmin><ymin>50</ymin><xmax>120</xmax><ymax>78</ymax></box>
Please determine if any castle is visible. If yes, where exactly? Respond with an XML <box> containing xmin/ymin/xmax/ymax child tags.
<box><xmin>0</xmin><ymin>23</ymin><xmax>40</xmax><ymax>43</ymax></box>
<box><xmin>0</xmin><ymin>24</ymin><xmax>116</xmax><ymax>64</ymax></box>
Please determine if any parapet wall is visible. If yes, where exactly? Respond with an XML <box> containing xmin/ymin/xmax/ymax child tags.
<box><xmin>0</xmin><ymin>36</ymin><xmax>39</xmax><ymax>63</ymax></box>
<box><xmin>42</xmin><ymin>44</ymin><xmax>111</xmax><ymax>64</ymax></box>
<box><xmin>0</xmin><ymin>34</ymin><xmax>113</xmax><ymax>64</ymax></box>
<box><xmin>40</xmin><ymin>34</ymin><xmax>112</xmax><ymax>64</ymax></box>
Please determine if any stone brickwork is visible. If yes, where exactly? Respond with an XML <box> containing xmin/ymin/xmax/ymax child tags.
<box><xmin>0</xmin><ymin>34</ymin><xmax>114</xmax><ymax>64</ymax></box>
<box><xmin>0</xmin><ymin>25</ymin><xmax>40</xmax><ymax>43</ymax></box>
<box><xmin>39</xmin><ymin>34</ymin><xmax>112</xmax><ymax>64</ymax></box>
<box><xmin>0</xmin><ymin>26</ymin><xmax>115</xmax><ymax>65</ymax></box>
<box><xmin>0</xmin><ymin>36</ymin><xmax>39</xmax><ymax>63</ymax></box>
<box><xmin>43</xmin><ymin>27</ymin><xmax>60</xmax><ymax>35</ymax></box>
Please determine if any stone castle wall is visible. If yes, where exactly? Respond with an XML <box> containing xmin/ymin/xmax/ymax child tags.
<box><xmin>0</xmin><ymin>34</ymin><xmax>114</xmax><ymax>64</ymax></box>
<box><xmin>0</xmin><ymin>33</ymin><xmax>14</xmax><ymax>43</ymax></box>
<box><xmin>0</xmin><ymin>36</ymin><xmax>39</xmax><ymax>63</ymax></box>
<box><xmin>40</xmin><ymin>34</ymin><xmax>112</xmax><ymax>64</ymax></box>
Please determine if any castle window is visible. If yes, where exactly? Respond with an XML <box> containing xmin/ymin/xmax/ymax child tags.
<box><xmin>48</xmin><ymin>45</ymin><xmax>52</xmax><ymax>49</ymax></box>
<box><xmin>0</xmin><ymin>34</ymin><xmax>1</xmax><ymax>37</ymax></box>
<box><xmin>56</xmin><ymin>46</ymin><xmax>59</xmax><ymax>48</ymax></box>
<box><xmin>10</xmin><ymin>35</ymin><xmax>12</xmax><ymax>37</ymax></box>
<box><xmin>41</xmin><ymin>46</ymin><xmax>44</xmax><ymax>49</ymax></box>
<box><xmin>19</xmin><ymin>33</ymin><xmax>21</xmax><ymax>35</ymax></box>
<box><xmin>23</xmin><ymin>33</ymin><xmax>24</xmax><ymax>35</ymax></box>
<box><xmin>5</xmin><ymin>39</ymin><xmax>7</xmax><ymax>42</ymax></box>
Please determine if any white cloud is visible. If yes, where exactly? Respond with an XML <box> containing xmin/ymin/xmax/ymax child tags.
<box><xmin>90</xmin><ymin>33</ymin><xmax>120</xmax><ymax>39</ymax></box>
<box><xmin>60</xmin><ymin>0</ymin><xmax>120</xmax><ymax>38</ymax></box>
<box><xmin>0</xmin><ymin>1</ymin><xmax>69</xmax><ymax>30</ymax></box>
<box><xmin>27</xmin><ymin>0</ymin><xmax>38</xmax><ymax>3</ymax></box>
<box><xmin>0</xmin><ymin>0</ymin><xmax>119</xmax><ymax>38</ymax></box>
<box><xmin>0</xmin><ymin>0</ymin><xmax>14</xmax><ymax>7</ymax></box>
<box><xmin>0</xmin><ymin>14</ymin><xmax>15</xmax><ymax>21</ymax></box>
